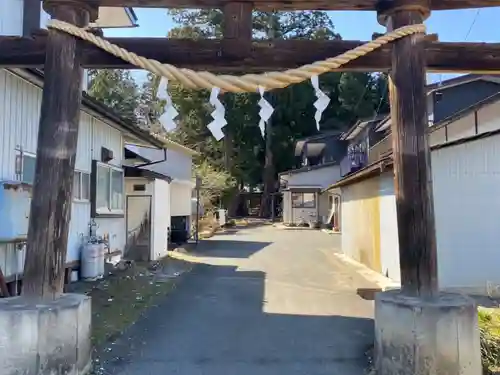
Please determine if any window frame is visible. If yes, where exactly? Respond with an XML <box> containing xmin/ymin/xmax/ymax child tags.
<box><xmin>91</xmin><ymin>160</ymin><xmax>124</xmax><ymax>218</ymax></box>
<box><xmin>73</xmin><ymin>170</ymin><xmax>91</xmax><ymax>202</ymax></box>
<box><xmin>15</xmin><ymin>151</ymin><xmax>37</xmax><ymax>185</ymax></box>
<box><xmin>291</xmin><ymin>192</ymin><xmax>317</xmax><ymax>209</ymax></box>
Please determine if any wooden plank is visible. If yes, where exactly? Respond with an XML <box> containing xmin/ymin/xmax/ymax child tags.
<box><xmin>3</xmin><ymin>35</ymin><xmax>500</xmax><ymax>73</ymax></box>
<box><xmin>386</xmin><ymin>9</ymin><xmax>438</xmax><ymax>296</ymax></box>
<box><xmin>22</xmin><ymin>3</ymin><xmax>94</xmax><ymax>300</ymax></box>
<box><xmin>93</xmin><ymin>0</ymin><xmax>500</xmax><ymax>11</ymax></box>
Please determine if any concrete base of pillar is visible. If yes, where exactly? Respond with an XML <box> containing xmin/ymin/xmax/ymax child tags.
<box><xmin>375</xmin><ymin>290</ymin><xmax>481</xmax><ymax>375</ymax></box>
<box><xmin>0</xmin><ymin>293</ymin><xmax>91</xmax><ymax>375</ymax></box>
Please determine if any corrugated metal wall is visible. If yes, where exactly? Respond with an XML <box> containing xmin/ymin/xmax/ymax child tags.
<box><xmin>0</xmin><ymin>69</ymin><xmax>125</xmax><ymax>277</ymax></box>
<box><xmin>432</xmin><ymin>133</ymin><xmax>500</xmax><ymax>293</ymax></box>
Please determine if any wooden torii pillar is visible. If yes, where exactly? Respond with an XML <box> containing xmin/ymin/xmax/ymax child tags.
<box><xmin>374</xmin><ymin>1</ymin><xmax>481</xmax><ymax>374</ymax></box>
<box><xmin>22</xmin><ymin>0</ymin><xmax>98</xmax><ymax>299</ymax></box>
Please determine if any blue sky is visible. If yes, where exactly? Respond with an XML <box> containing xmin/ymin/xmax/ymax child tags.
<box><xmin>105</xmin><ymin>7</ymin><xmax>500</xmax><ymax>83</ymax></box>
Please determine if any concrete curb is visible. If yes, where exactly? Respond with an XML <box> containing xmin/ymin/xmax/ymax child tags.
<box><xmin>332</xmin><ymin>253</ymin><xmax>400</xmax><ymax>291</ymax></box>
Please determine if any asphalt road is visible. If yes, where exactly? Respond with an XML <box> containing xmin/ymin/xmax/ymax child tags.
<box><xmin>99</xmin><ymin>225</ymin><xmax>376</xmax><ymax>375</ymax></box>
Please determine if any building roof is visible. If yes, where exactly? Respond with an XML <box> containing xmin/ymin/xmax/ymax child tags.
<box><xmin>279</xmin><ymin>160</ymin><xmax>339</xmax><ymax>177</ymax></box>
<box><xmin>124</xmin><ymin>145</ymin><xmax>172</xmax><ymax>181</ymax></box>
<box><xmin>327</xmin><ymin>90</ymin><xmax>500</xmax><ymax>191</ymax></box>
<box><xmin>340</xmin><ymin>114</ymin><xmax>387</xmax><ymax>141</ymax></box>
<box><xmin>324</xmin><ymin>155</ymin><xmax>393</xmax><ymax>191</ymax></box>
<box><xmin>14</xmin><ymin>68</ymin><xmax>197</xmax><ymax>155</ymax></box>
<box><xmin>426</xmin><ymin>74</ymin><xmax>500</xmax><ymax>95</ymax></box>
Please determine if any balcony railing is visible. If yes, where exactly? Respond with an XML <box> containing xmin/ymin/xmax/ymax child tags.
<box><xmin>340</xmin><ymin>149</ymin><xmax>368</xmax><ymax>177</ymax></box>
<box><xmin>368</xmin><ymin>134</ymin><xmax>392</xmax><ymax>164</ymax></box>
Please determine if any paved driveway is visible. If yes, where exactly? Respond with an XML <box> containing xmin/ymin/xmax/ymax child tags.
<box><xmin>100</xmin><ymin>225</ymin><xmax>376</xmax><ymax>375</ymax></box>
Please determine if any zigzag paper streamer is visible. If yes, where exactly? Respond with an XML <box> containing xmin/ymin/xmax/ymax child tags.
<box><xmin>258</xmin><ymin>86</ymin><xmax>274</xmax><ymax>138</ymax></box>
<box><xmin>311</xmin><ymin>75</ymin><xmax>330</xmax><ymax>131</ymax></box>
<box><xmin>157</xmin><ymin>77</ymin><xmax>179</xmax><ymax>132</ymax></box>
<box><xmin>207</xmin><ymin>87</ymin><xmax>227</xmax><ymax>141</ymax></box>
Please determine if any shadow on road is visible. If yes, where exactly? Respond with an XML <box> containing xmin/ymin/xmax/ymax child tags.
<box><xmin>98</xmin><ymin>262</ymin><xmax>374</xmax><ymax>375</ymax></box>
<box><xmin>193</xmin><ymin>239</ymin><xmax>272</xmax><ymax>259</ymax></box>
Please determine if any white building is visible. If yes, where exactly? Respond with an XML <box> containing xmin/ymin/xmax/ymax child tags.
<box><xmin>123</xmin><ymin>144</ymin><xmax>196</xmax><ymax>260</ymax></box>
<box><xmin>330</xmin><ymin>77</ymin><xmax>500</xmax><ymax>297</ymax></box>
<box><xmin>0</xmin><ymin>68</ymin><xmax>166</xmax><ymax>286</ymax></box>
<box><xmin>279</xmin><ymin>132</ymin><xmax>346</xmax><ymax>226</ymax></box>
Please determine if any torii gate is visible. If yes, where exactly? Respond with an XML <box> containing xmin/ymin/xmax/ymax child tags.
<box><xmin>1</xmin><ymin>0</ymin><xmax>497</xmax><ymax>374</ymax></box>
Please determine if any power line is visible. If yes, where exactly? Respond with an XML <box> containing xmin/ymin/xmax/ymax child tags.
<box><xmin>464</xmin><ymin>9</ymin><xmax>480</xmax><ymax>41</ymax></box>
<box><xmin>438</xmin><ymin>9</ymin><xmax>480</xmax><ymax>85</ymax></box>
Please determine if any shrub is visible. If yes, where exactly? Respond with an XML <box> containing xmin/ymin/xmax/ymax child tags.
<box><xmin>479</xmin><ymin>308</ymin><xmax>500</xmax><ymax>374</ymax></box>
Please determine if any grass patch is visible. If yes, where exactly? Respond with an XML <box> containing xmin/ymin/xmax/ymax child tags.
<box><xmin>69</xmin><ymin>258</ymin><xmax>190</xmax><ymax>349</ymax></box>
<box><xmin>479</xmin><ymin>308</ymin><xmax>500</xmax><ymax>374</ymax></box>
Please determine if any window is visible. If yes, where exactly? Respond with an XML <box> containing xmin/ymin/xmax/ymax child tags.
<box><xmin>73</xmin><ymin>171</ymin><xmax>91</xmax><ymax>201</ymax></box>
<box><xmin>291</xmin><ymin>192</ymin><xmax>316</xmax><ymax>208</ymax></box>
<box><xmin>93</xmin><ymin>161</ymin><xmax>124</xmax><ymax>216</ymax></box>
<box><xmin>133</xmin><ymin>184</ymin><xmax>146</xmax><ymax>192</ymax></box>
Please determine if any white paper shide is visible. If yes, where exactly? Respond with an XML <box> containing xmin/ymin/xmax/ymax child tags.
<box><xmin>157</xmin><ymin>77</ymin><xmax>179</xmax><ymax>132</ymax></box>
<box><xmin>258</xmin><ymin>86</ymin><xmax>274</xmax><ymax>138</ymax></box>
<box><xmin>207</xmin><ymin>87</ymin><xmax>227</xmax><ymax>141</ymax></box>
<box><xmin>311</xmin><ymin>75</ymin><xmax>330</xmax><ymax>131</ymax></box>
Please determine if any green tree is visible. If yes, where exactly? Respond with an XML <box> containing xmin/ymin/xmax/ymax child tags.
<box><xmin>120</xmin><ymin>11</ymin><xmax>389</xmax><ymax>215</ymax></box>
<box><xmin>87</xmin><ymin>69</ymin><xmax>140</xmax><ymax>123</ymax></box>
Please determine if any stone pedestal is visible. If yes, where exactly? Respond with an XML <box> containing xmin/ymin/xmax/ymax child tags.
<box><xmin>0</xmin><ymin>293</ymin><xmax>91</xmax><ymax>375</ymax></box>
<box><xmin>375</xmin><ymin>290</ymin><xmax>481</xmax><ymax>375</ymax></box>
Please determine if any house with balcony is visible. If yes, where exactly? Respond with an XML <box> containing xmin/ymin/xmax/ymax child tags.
<box><xmin>279</xmin><ymin>131</ymin><xmax>347</xmax><ymax>227</ymax></box>
<box><xmin>326</xmin><ymin>74</ymin><xmax>500</xmax><ymax>297</ymax></box>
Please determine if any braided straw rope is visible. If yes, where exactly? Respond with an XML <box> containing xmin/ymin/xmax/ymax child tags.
<box><xmin>48</xmin><ymin>19</ymin><xmax>425</xmax><ymax>93</ymax></box>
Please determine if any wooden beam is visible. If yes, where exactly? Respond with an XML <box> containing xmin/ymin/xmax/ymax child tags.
<box><xmin>93</xmin><ymin>0</ymin><xmax>500</xmax><ymax>11</ymax></box>
<box><xmin>22</xmin><ymin>2</ymin><xmax>96</xmax><ymax>300</ymax></box>
<box><xmin>3</xmin><ymin>34</ymin><xmax>500</xmax><ymax>73</ymax></box>
<box><xmin>222</xmin><ymin>2</ymin><xmax>253</xmax><ymax>58</ymax></box>
<box><xmin>385</xmin><ymin>7</ymin><xmax>438</xmax><ymax>296</ymax></box>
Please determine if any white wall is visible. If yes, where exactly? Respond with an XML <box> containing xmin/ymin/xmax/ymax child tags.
<box><xmin>152</xmin><ymin>179</ymin><xmax>170</xmax><ymax>260</ymax></box>
<box><xmin>0</xmin><ymin>0</ymin><xmax>49</xmax><ymax>36</ymax></box>
<box><xmin>282</xmin><ymin>191</ymin><xmax>291</xmax><ymax>224</ymax></box>
<box><xmin>170</xmin><ymin>180</ymin><xmax>193</xmax><ymax>217</ymax></box>
<box><xmin>165</xmin><ymin>149</ymin><xmax>192</xmax><ymax>181</ymax></box>
<box><xmin>378</xmin><ymin>172</ymin><xmax>400</xmax><ymax>282</ymax></box>
<box><xmin>0</xmin><ymin>1</ymin><xmax>133</xmax><ymax>36</ymax></box>
<box><xmin>282</xmin><ymin>164</ymin><xmax>341</xmax><ymax>189</ymax></box>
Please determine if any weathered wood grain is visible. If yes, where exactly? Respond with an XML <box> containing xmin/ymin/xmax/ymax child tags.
<box><xmin>387</xmin><ymin>8</ymin><xmax>438</xmax><ymax>296</ymax></box>
<box><xmin>3</xmin><ymin>35</ymin><xmax>500</xmax><ymax>73</ymax></box>
<box><xmin>22</xmin><ymin>3</ymin><xmax>93</xmax><ymax>300</ymax></box>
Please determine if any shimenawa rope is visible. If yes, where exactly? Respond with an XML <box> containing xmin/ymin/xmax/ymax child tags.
<box><xmin>47</xmin><ymin>19</ymin><xmax>425</xmax><ymax>93</ymax></box>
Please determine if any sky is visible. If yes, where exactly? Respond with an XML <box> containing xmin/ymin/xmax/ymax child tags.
<box><xmin>104</xmin><ymin>7</ymin><xmax>500</xmax><ymax>84</ymax></box>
